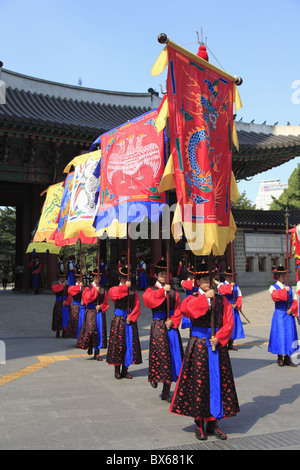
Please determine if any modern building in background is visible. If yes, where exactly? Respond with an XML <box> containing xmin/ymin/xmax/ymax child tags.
<box><xmin>255</xmin><ymin>179</ymin><xmax>288</xmax><ymax>210</ymax></box>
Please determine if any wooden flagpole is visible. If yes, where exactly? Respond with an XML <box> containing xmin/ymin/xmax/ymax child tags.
<box><xmin>96</xmin><ymin>237</ymin><xmax>100</xmax><ymax>306</ymax></box>
<box><xmin>79</xmin><ymin>239</ymin><xmax>82</xmax><ymax>283</ymax></box>
<box><xmin>208</xmin><ymin>252</ymin><xmax>216</xmax><ymax>352</ymax></box>
<box><xmin>127</xmin><ymin>223</ymin><xmax>130</xmax><ymax>316</ymax></box>
<box><xmin>285</xmin><ymin>207</ymin><xmax>290</xmax><ymax>308</ymax></box>
<box><xmin>166</xmin><ymin>237</ymin><xmax>170</xmax><ymax>320</ymax></box>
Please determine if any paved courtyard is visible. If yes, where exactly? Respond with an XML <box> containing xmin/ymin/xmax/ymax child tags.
<box><xmin>0</xmin><ymin>285</ymin><xmax>300</xmax><ymax>451</ymax></box>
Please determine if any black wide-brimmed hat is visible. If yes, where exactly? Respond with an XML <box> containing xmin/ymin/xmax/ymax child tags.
<box><xmin>272</xmin><ymin>265</ymin><xmax>287</xmax><ymax>275</ymax></box>
<box><xmin>224</xmin><ymin>267</ymin><xmax>233</xmax><ymax>276</ymax></box>
<box><xmin>118</xmin><ymin>265</ymin><xmax>130</xmax><ymax>277</ymax></box>
<box><xmin>194</xmin><ymin>263</ymin><xmax>210</xmax><ymax>279</ymax></box>
<box><xmin>187</xmin><ymin>265</ymin><xmax>197</xmax><ymax>275</ymax></box>
<box><xmin>152</xmin><ymin>259</ymin><xmax>167</xmax><ymax>274</ymax></box>
<box><xmin>92</xmin><ymin>271</ymin><xmax>102</xmax><ymax>277</ymax></box>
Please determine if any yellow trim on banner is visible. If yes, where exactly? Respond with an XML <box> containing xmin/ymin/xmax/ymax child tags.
<box><xmin>171</xmin><ymin>203</ymin><xmax>183</xmax><ymax>243</ymax></box>
<box><xmin>155</xmin><ymin>96</ymin><xmax>169</xmax><ymax>133</ymax></box>
<box><xmin>151</xmin><ymin>46</ymin><xmax>168</xmax><ymax>76</ymax></box>
<box><xmin>158</xmin><ymin>154</ymin><xmax>175</xmax><ymax>192</ymax></box>
<box><xmin>232</xmin><ymin>122</ymin><xmax>239</xmax><ymax>152</ymax></box>
<box><xmin>171</xmin><ymin>209</ymin><xmax>236</xmax><ymax>256</ymax></box>
<box><xmin>26</xmin><ymin>242</ymin><xmax>61</xmax><ymax>254</ymax></box>
<box><xmin>166</xmin><ymin>40</ymin><xmax>240</xmax><ymax>84</ymax></box>
<box><xmin>64</xmin><ymin>149</ymin><xmax>101</xmax><ymax>173</ymax></box>
<box><xmin>233</xmin><ymin>84</ymin><xmax>242</xmax><ymax>112</ymax></box>
<box><xmin>63</xmin><ymin>221</ymin><xmax>97</xmax><ymax>240</ymax></box>
<box><xmin>230</xmin><ymin>171</ymin><xmax>239</xmax><ymax>203</ymax></box>
<box><xmin>96</xmin><ymin>220</ymin><xmax>127</xmax><ymax>239</ymax></box>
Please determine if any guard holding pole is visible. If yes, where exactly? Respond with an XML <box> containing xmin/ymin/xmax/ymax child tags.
<box><xmin>170</xmin><ymin>262</ymin><xmax>240</xmax><ymax>441</ymax></box>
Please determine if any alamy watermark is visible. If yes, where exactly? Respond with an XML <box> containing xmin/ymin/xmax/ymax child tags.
<box><xmin>96</xmin><ymin>201</ymin><xmax>206</xmax><ymax>252</ymax></box>
<box><xmin>291</xmin><ymin>80</ymin><xmax>300</xmax><ymax>104</ymax></box>
<box><xmin>0</xmin><ymin>340</ymin><xmax>6</xmax><ymax>364</ymax></box>
<box><xmin>291</xmin><ymin>340</ymin><xmax>300</xmax><ymax>365</ymax></box>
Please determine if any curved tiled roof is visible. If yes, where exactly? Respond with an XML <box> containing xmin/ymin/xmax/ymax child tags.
<box><xmin>1</xmin><ymin>69</ymin><xmax>300</xmax><ymax>180</ymax></box>
<box><xmin>233</xmin><ymin>122</ymin><xmax>300</xmax><ymax>179</ymax></box>
<box><xmin>238</xmin><ymin>129</ymin><xmax>300</xmax><ymax>150</ymax></box>
<box><xmin>1</xmin><ymin>87</ymin><xmax>153</xmax><ymax>135</ymax></box>
<box><xmin>232</xmin><ymin>209</ymin><xmax>300</xmax><ymax>229</ymax></box>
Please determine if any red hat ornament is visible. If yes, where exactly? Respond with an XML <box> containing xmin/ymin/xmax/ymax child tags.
<box><xmin>197</xmin><ymin>45</ymin><xmax>209</xmax><ymax>61</ymax></box>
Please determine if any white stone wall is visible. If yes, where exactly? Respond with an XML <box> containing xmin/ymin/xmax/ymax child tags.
<box><xmin>234</xmin><ymin>229</ymin><xmax>296</xmax><ymax>287</ymax></box>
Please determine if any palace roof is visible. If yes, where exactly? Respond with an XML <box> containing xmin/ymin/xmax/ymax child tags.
<box><xmin>1</xmin><ymin>68</ymin><xmax>300</xmax><ymax>180</ymax></box>
<box><xmin>232</xmin><ymin>208</ymin><xmax>300</xmax><ymax>230</ymax></box>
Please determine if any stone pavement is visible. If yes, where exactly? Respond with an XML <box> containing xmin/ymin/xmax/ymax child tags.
<box><xmin>0</xmin><ymin>285</ymin><xmax>300</xmax><ymax>452</ymax></box>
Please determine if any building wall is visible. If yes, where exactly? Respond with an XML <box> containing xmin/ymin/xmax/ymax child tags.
<box><xmin>233</xmin><ymin>228</ymin><xmax>296</xmax><ymax>287</ymax></box>
<box><xmin>255</xmin><ymin>179</ymin><xmax>288</xmax><ymax>210</ymax></box>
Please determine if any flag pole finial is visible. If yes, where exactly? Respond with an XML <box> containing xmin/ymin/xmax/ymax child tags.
<box><xmin>158</xmin><ymin>33</ymin><xmax>169</xmax><ymax>44</ymax></box>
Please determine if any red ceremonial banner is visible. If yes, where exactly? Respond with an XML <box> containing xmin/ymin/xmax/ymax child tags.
<box><xmin>166</xmin><ymin>44</ymin><xmax>234</xmax><ymax>231</ymax></box>
<box><xmin>94</xmin><ymin>109</ymin><xmax>166</xmax><ymax>231</ymax></box>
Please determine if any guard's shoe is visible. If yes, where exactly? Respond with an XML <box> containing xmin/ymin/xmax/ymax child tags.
<box><xmin>284</xmin><ymin>356</ymin><xmax>297</xmax><ymax>367</ymax></box>
<box><xmin>207</xmin><ymin>424</ymin><xmax>227</xmax><ymax>440</ymax></box>
<box><xmin>94</xmin><ymin>354</ymin><xmax>102</xmax><ymax>361</ymax></box>
<box><xmin>227</xmin><ymin>340</ymin><xmax>238</xmax><ymax>351</ymax></box>
<box><xmin>195</xmin><ymin>420</ymin><xmax>207</xmax><ymax>441</ymax></box>
<box><xmin>160</xmin><ymin>393</ymin><xmax>172</xmax><ymax>403</ymax></box>
<box><xmin>121</xmin><ymin>367</ymin><xmax>133</xmax><ymax>379</ymax></box>
<box><xmin>161</xmin><ymin>382</ymin><xmax>172</xmax><ymax>402</ymax></box>
<box><xmin>277</xmin><ymin>355</ymin><xmax>284</xmax><ymax>367</ymax></box>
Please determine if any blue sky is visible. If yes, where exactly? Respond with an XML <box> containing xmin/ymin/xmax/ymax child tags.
<box><xmin>1</xmin><ymin>0</ymin><xmax>300</xmax><ymax>203</ymax></box>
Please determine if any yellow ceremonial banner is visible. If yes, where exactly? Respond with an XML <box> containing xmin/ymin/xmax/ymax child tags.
<box><xmin>33</xmin><ymin>182</ymin><xmax>64</xmax><ymax>243</ymax></box>
<box><xmin>96</xmin><ymin>219</ymin><xmax>127</xmax><ymax>239</ymax></box>
<box><xmin>64</xmin><ymin>149</ymin><xmax>101</xmax><ymax>173</ymax></box>
<box><xmin>62</xmin><ymin>152</ymin><xmax>100</xmax><ymax>242</ymax></box>
<box><xmin>26</xmin><ymin>242</ymin><xmax>61</xmax><ymax>255</ymax></box>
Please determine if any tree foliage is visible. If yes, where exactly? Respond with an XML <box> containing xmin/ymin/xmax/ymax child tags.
<box><xmin>269</xmin><ymin>164</ymin><xmax>300</xmax><ymax>210</ymax></box>
<box><xmin>231</xmin><ymin>190</ymin><xmax>256</xmax><ymax>210</ymax></box>
<box><xmin>0</xmin><ymin>206</ymin><xmax>16</xmax><ymax>274</ymax></box>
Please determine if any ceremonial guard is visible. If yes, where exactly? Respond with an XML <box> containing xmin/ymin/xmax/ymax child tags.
<box><xmin>170</xmin><ymin>263</ymin><xmax>240</xmax><ymax>441</ymax></box>
<box><xmin>28</xmin><ymin>254</ymin><xmax>42</xmax><ymax>294</ymax></box>
<box><xmin>99</xmin><ymin>258</ymin><xmax>109</xmax><ymax>287</ymax></box>
<box><xmin>64</xmin><ymin>273</ymin><xmax>85</xmax><ymax>339</ymax></box>
<box><xmin>107</xmin><ymin>266</ymin><xmax>142</xmax><ymax>379</ymax></box>
<box><xmin>218</xmin><ymin>267</ymin><xmax>244</xmax><ymax>350</ymax></box>
<box><xmin>67</xmin><ymin>255</ymin><xmax>77</xmax><ymax>286</ymax></box>
<box><xmin>143</xmin><ymin>259</ymin><xmax>183</xmax><ymax>403</ymax></box>
<box><xmin>51</xmin><ymin>273</ymin><xmax>72</xmax><ymax>338</ymax></box>
<box><xmin>57</xmin><ymin>256</ymin><xmax>64</xmax><ymax>276</ymax></box>
<box><xmin>137</xmin><ymin>257</ymin><xmax>148</xmax><ymax>290</ymax></box>
<box><xmin>177</xmin><ymin>252</ymin><xmax>188</xmax><ymax>282</ymax></box>
<box><xmin>181</xmin><ymin>265</ymin><xmax>198</xmax><ymax>331</ymax></box>
<box><xmin>268</xmin><ymin>265</ymin><xmax>298</xmax><ymax>367</ymax></box>
<box><xmin>76</xmin><ymin>273</ymin><xmax>109</xmax><ymax>361</ymax></box>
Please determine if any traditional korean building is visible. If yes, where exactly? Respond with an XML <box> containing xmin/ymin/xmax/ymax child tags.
<box><xmin>231</xmin><ymin>208</ymin><xmax>300</xmax><ymax>286</ymax></box>
<box><xmin>1</xmin><ymin>66</ymin><xmax>300</xmax><ymax>289</ymax></box>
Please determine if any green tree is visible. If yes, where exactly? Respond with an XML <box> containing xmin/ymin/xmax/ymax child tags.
<box><xmin>232</xmin><ymin>191</ymin><xmax>256</xmax><ymax>210</ymax></box>
<box><xmin>0</xmin><ymin>206</ymin><xmax>16</xmax><ymax>275</ymax></box>
<box><xmin>269</xmin><ymin>164</ymin><xmax>300</xmax><ymax>210</ymax></box>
